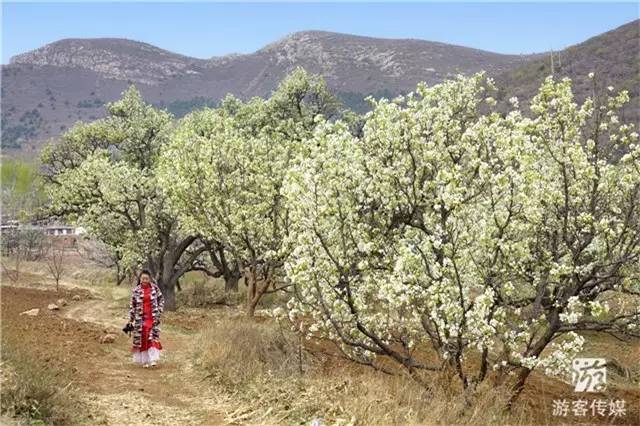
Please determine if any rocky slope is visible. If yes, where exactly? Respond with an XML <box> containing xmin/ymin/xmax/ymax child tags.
<box><xmin>10</xmin><ymin>38</ymin><xmax>206</xmax><ymax>85</ymax></box>
<box><xmin>2</xmin><ymin>21</ymin><xmax>637</xmax><ymax>156</ymax></box>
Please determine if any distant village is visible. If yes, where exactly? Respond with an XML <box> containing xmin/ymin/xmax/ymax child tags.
<box><xmin>1</xmin><ymin>217</ymin><xmax>86</xmax><ymax>238</ymax></box>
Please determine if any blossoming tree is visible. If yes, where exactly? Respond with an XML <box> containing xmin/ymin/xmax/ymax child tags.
<box><xmin>282</xmin><ymin>73</ymin><xmax>640</xmax><ymax>404</ymax></box>
<box><xmin>159</xmin><ymin>68</ymin><xmax>339</xmax><ymax>316</ymax></box>
<box><xmin>41</xmin><ymin>87</ymin><xmax>239</xmax><ymax>309</ymax></box>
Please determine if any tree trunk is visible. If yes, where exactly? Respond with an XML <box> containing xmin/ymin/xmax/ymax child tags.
<box><xmin>507</xmin><ymin>368</ymin><xmax>533</xmax><ymax>409</ymax></box>
<box><xmin>507</xmin><ymin>318</ymin><xmax>559</xmax><ymax>409</ymax></box>
<box><xmin>246</xmin><ymin>286</ymin><xmax>267</xmax><ymax>318</ymax></box>
<box><xmin>144</xmin><ymin>234</ymin><xmax>213</xmax><ymax>311</ymax></box>
<box><xmin>208</xmin><ymin>243</ymin><xmax>241</xmax><ymax>292</ymax></box>
<box><xmin>115</xmin><ymin>261</ymin><xmax>128</xmax><ymax>286</ymax></box>
<box><xmin>225</xmin><ymin>273</ymin><xmax>240</xmax><ymax>292</ymax></box>
<box><xmin>159</xmin><ymin>257</ymin><xmax>178</xmax><ymax>311</ymax></box>
<box><xmin>160</xmin><ymin>277</ymin><xmax>177</xmax><ymax>311</ymax></box>
<box><xmin>247</xmin><ymin>295</ymin><xmax>258</xmax><ymax>317</ymax></box>
<box><xmin>245</xmin><ymin>268</ymin><xmax>269</xmax><ymax>318</ymax></box>
<box><xmin>224</xmin><ymin>263</ymin><xmax>242</xmax><ymax>292</ymax></box>
<box><xmin>246</xmin><ymin>273</ymin><xmax>257</xmax><ymax>317</ymax></box>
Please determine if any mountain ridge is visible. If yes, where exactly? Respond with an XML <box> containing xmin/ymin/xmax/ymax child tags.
<box><xmin>10</xmin><ymin>30</ymin><xmax>543</xmax><ymax>67</ymax></box>
<box><xmin>8</xmin><ymin>30</ymin><xmax>540</xmax><ymax>88</ymax></box>
<box><xmin>2</xmin><ymin>21</ymin><xmax>637</xmax><ymax>157</ymax></box>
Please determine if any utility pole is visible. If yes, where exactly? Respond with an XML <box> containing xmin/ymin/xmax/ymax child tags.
<box><xmin>558</xmin><ymin>50</ymin><xmax>562</xmax><ymax>70</ymax></box>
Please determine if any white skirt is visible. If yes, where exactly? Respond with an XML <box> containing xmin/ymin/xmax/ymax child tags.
<box><xmin>132</xmin><ymin>347</ymin><xmax>161</xmax><ymax>364</ymax></box>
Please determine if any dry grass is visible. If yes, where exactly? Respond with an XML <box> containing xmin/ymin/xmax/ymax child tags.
<box><xmin>4</xmin><ymin>257</ymin><xmax>636</xmax><ymax>424</ymax></box>
<box><xmin>193</xmin><ymin>317</ymin><xmax>300</xmax><ymax>387</ymax></box>
<box><xmin>230</xmin><ymin>367</ymin><xmax>530</xmax><ymax>426</ymax></box>
<box><xmin>192</xmin><ymin>317</ymin><xmax>535</xmax><ymax>425</ymax></box>
<box><xmin>0</xmin><ymin>347</ymin><xmax>91</xmax><ymax>425</ymax></box>
<box><xmin>580</xmin><ymin>331</ymin><xmax>640</xmax><ymax>388</ymax></box>
<box><xmin>179</xmin><ymin>277</ymin><xmax>243</xmax><ymax>309</ymax></box>
<box><xmin>176</xmin><ymin>271</ymin><xmax>290</xmax><ymax>312</ymax></box>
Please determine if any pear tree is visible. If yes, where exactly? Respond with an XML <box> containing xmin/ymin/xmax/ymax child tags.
<box><xmin>282</xmin><ymin>73</ymin><xmax>640</xmax><ymax>404</ymax></box>
<box><xmin>41</xmin><ymin>87</ymin><xmax>237</xmax><ymax>309</ymax></box>
<box><xmin>159</xmin><ymin>68</ymin><xmax>339</xmax><ymax>316</ymax></box>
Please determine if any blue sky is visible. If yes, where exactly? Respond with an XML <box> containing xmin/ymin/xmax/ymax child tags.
<box><xmin>2</xmin><ymin>2</ymin><xmax>638</xmax><ymax>63</ymax></box>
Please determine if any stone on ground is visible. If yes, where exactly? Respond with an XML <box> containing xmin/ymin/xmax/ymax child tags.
<box><xmin>100</xmin><ymin>334</ymin><xmax>117</xmax><ymax>344</ymax></box>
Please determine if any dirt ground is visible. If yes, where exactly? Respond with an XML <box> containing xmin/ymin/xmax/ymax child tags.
<box><xmin>1</xmin><ymin>265</ymin><xmax>639</xmax><ymax>426</ymax></box>
<box><xmin>1</xmin><ymin>277</ymin><xmax>229</xmax><ymax>425</ymax></box>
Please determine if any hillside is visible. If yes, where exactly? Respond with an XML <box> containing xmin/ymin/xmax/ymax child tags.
<box><xmin>9</xmin><ymin>38</ymin><xmax>206</xmax><ymax>85</ymax></box>
<box><xmin>2</xmin><ymin>21</ymin><xmax>638</xmax><ymax>156</ymax></box>
<box><xmin>496</xmin><ymin>20</ymin><xmax>639</xmax><ymax>121</ymax></box>
<box><xmin>1</xmin><ymin>31</ymin><xmax>536</xmax><ymax>155</ymax></box>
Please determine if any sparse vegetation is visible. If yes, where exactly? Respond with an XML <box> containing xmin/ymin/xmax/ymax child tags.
<box><xmin>179</xmin><ymin>275</ymin><xmax>243</xmax><ymax>308</ymax></box>
<box><xmin>1</xmin><ymin>230</ymin><xmax>48</xmax><ymax>282</ymax></box>
<box><xmin>337</xmin><ymin>88</ymin><xmax>397</xmax><ymax>113</ymax></box>
<box><xmin>76</xmin><ymin>98</ymin><xmax>105</xmax><ymax>108</ymax></box>
<box><xmin>46</xmin><ymin>242</ymin><xmax>66</xmax><ymax>292</ymax></box>
<box><xmin>1</xmin><ymin>109</ymin><xmax>43</xmax><ymax>148</ymax></box>
<box><xmin>1</xmin><ymin>252</ymin><xmax>637</xmax><ymax>425</ymax></box>
<box><xmin>155</xmin><ymin>96</ymin><xmax>219</xmax><ymax>117</ymax></box>
<box><xmin>0</xmin><ymin>345</ymin><xmax>91</xmax><ymax>425</ymax></box>
<box><xmin>195</xmin><ymin>318</ymin><xmax>300</xmax><ymax>386</ymax></box>
<box><xmin>192</xmin><ymin>316</ymin><xmax>534</xmax><ymax>425</ymax></box>
<box><xmin>497</xmin><ymin>20</ymin><xmax>639</xmax><ymax>123</ymax></box>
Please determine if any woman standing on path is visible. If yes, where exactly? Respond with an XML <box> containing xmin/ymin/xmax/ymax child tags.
<box><xmin>127</xmin><ymin>270</ymin><xmax>164</xmax><ymax>367</ymax></box>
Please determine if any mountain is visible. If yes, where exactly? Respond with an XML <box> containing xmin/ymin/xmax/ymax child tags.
<box><xmin>221</xmin><ymin>31</ymin><xmax>536</xmax><ymax>95</ymax></box>
<box><xmin>9</xmin><ymin>38</ymin><xmax>206</xmax><ymax>85</ymax></box>
<box><xmin>2</xmin><ymin>22</ymin><xmax>637</xmax><ymax>157</ymax></box>
<box><xmin>0</xmin><ymin>32</ymin><xmax>539</xmax><ymax>155</ymax></box>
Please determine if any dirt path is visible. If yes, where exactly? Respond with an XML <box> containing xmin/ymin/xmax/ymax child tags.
<box><xmin>64</xmin><ymin>299</ymin><xmax>124</xmax><ymax>329</ymax></box>
<box><xmin>1</xmin><ymin>277</ymin><xmax>230</xmax><ymax>425</ymax></box>
<box><xmin>66</xmin><ymin>300</ymin><xmax>227</xmax><ymax>425</ymax></box>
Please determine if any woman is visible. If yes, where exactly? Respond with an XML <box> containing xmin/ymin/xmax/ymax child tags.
<box><xmin>127</xmin><ymin>269</ymin><xmax>164</xmax><ymax>367</ymax></box>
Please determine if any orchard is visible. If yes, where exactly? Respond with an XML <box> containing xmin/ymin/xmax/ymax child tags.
<box><xmin>44</xmin><ymin>69</ymin><xmax>640</xmax><ymax>405</ymax></box>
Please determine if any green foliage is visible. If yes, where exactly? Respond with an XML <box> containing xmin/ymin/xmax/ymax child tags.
<box><xmin>1</xmin><ymin>109</ymin><xmax>43</xmax><ymax>149</ymax></box>
<box><xmin>337</xmin><ymin>89</ymin><xmax>398</xmax><ymax>113</ymax></box>
<box><xmin>155</xmin><ymin>96</ymin><xmax>219</xmax><ymax>118</ymax></box>
<box><xmin>41</xmin><ymin>86</ymin><xmax>175</xmax><ymax>270</ymax></box>
<box><xmin>0</xmin><ymin>159</ymin><xmax>47</xmax><ymax>220</ymax></box>
<box><xmin>76</xmin><ymin>98</ymin><xmax>105</xmax><ymax>108</ymax></box>
<box><xmin>159</xmin><ymin>68</ymin><xmax>338</xmax><ymax>267</ymax></box>
<box><xmin>159</xmin><ymin>68</ymin><xmax>341</xmax><ymax>312</ymax></box>
<box><xmin>1</xmin><ymin>159</ymin><xmax>39</xmax><ymax>195</ymax></box>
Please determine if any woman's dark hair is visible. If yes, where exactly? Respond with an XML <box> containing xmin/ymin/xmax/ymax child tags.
<box><xmin>137</xmin><ymin>269</ymin><xmax>155</xmax><ymax>286</ymax></box>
